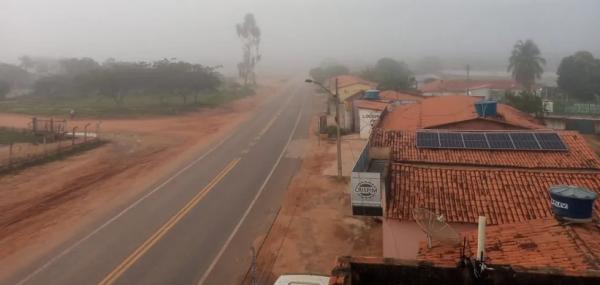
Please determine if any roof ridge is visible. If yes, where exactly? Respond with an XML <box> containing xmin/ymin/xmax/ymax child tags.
<box><xmin>393</xmin><ymin>161</ymin><xmax>600</xmax><ymax>173</ymax></box>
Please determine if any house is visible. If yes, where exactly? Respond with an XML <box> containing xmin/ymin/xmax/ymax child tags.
<box><xmin>378</xmin><ymin>95</ymin><xmax>544</xmax><ymax>131</ymax></box>
<box><xmin>419</xmin><ymin>79</ymin><xmax>523</xmax><ymax>100</ymax></box>
<box><xmin>352</xmin><ymin>99</ymin><xmax>389</xmax><ymax>139</ymax></box>
<box><xmin>327</xmin><ymin>75</ymin><xmax>377</xmax><ymax>102</ymax></box>
<box><xmin>418</xmin><ymin>218</ymin><xmax>600</xmax><ymax>277</ymax></box>
<box><xmin>350</xmin><ymin>90</ymin><xmax>425</xmax><ymax>138</ymax></box>
<box><xmin>328</xmin><ymin>255</ymin><xmax>600</xmax><ymax>284</ymax></box>
<box><xmin>326</xmin><ymin>75</ymin><xmax>377</xmax><ymax>130</ymax></box>
<box><xmin>351</xmin><ymin>128</ymin><xmax>600</xmax><ymax>260</ymax></box>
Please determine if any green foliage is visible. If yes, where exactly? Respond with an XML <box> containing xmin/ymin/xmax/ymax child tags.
<box><xmin>361</xmin><ymin>57</ymin><xmax>413</xmax><ymax>91</ymax></box>
<box><xmin>0</xmin><ymin>127</ymin><xmax>39</xmax><ymax>144</ymax></box>
<box><xmin>30</xmin><ymin>59</ymin><xmax>221</xmax><ymax>106</ymax></box>
<box><xmin>0</xmin><ymin>63</ymin><xmax>32</xmax><ymax>89</ymax></box>
<box><xmin>557</xmin><ymin>51</ymin><xmax>600</xmax><ymax>102</ymax></box>
<box><xmin>0</xmin><ymin>80</ymin><xmax>10</xmax><ymax>99</ymax></box>
<box><xmin>508</xmin><ymin>39</ymin><xmax>545</xmax><ymax>91</ymax></box>
<box><xmin>309</xmin><ymin>63</ymin><xmax>349</xmax><ymax>83</ymax></box>
<box><xmin>503</xmin><ymin>91</ymin><xmax>542</xmax><ymax>114</ymax></box>
<box><xmin>236</xmin><ymin>13</ymin><xmax>261</xmax><ymax>86</ymax></box>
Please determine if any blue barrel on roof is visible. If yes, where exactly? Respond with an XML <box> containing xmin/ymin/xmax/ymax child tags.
<box><xmin>549</xmin><ymin>185</ymin><xmax>597</xmax><ymax>221</ymax></box>
<box><xmin>474</xmin><ymin>100</ymin><xmax>497</xmax><ymax>117</ymax></box>
<box><xmin>363</xmin><ymin>90</ymin><xmax>380</xmax><ymax>100</ymax></box>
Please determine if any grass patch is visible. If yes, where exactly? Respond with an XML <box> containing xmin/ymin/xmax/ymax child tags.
<box><xmin>0</xmin><ymin>139</ymin><xmax>107</xmax><ymax>175</ymax></box>
<box><xmin>0</xmin><ymin>87</ymin><xmax>254</xmax><ymax>118</ymax></box>
<box><xmin>0</xmin><ymin>127</ymin><xmax>41</xmax><ymax>144</ymax></box>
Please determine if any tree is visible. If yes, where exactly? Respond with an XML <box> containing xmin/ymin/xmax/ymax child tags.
<box><xmin>557</xmin><ymin>51</ymin><xmax>600</xmax><ymax>102</ymax></box>
<box><xmin>236</xmin><ymin>13</ymin><xmax>261</xmax><ymax>86</ymax></box>
<box><xmin>0</xmin><ymin>63</ymin><xmax>32</xmax><ymax>88</ymax></box>
<box><xmin>362</xmin><ymin>57</ymin><xmax>412</xmax><ymax>91</ymax></box>
<box><xmin>59</xmin><ymin>57</ymin><xmax>101</xmax><ymax>76</ymax></box>
<box><xmin>0</xmin><ymin>80</ymin><xmax>10</xmax><ymax>99</ymax></box>
<box><xmin>508</xmin><ymin>39</ymin><xmax>546</xmax><ymax>91</ymax></box>
<box><xmin>309</xmin><ymin>63</ymin><xmax>349</xmax><ymax>83</ymax></box>
<box><xmin>503</xmin><ymin>91</ymin><xmax>542</xmax><ymax>114</ymax></box>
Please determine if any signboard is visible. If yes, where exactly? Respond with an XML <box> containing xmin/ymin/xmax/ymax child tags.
<box><xmin>351</xmin><ymin>172</ymin><xmax>381</xmax><ymax>208</ymax></box>
<box><xmin>358</xmin><ymin>109</ymin><xmax>382</xmax><ymax>139</ymax></box>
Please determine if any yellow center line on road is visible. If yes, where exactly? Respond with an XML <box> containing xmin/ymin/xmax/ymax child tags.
<box><xmin>98</xmin><ymin>157</ymin><xmax>241</xmax><ymax>285</ymax></box>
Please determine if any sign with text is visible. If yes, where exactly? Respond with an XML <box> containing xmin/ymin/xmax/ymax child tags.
<box><xmin>350</xmin><ymin>172</ymin><xmax>381</xmax><ymax>208</ymax></box>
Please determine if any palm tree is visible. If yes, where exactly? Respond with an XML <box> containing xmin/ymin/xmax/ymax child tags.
<box><xmin>508</xmin><ymin>39</ymin><xmax>546</xmax><ymax>91</ymax></box>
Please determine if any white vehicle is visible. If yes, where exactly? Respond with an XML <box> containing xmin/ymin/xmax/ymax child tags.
<box><xmin>274</xmin><ymin>274</ymin><xmax>330</xmax><ymax>285</ymax></box>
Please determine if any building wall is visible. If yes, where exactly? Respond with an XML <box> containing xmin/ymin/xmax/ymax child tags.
<box><xmin>431</xmin><ymin>119</ymin><xmax>525</xmax><ymax>130</ymax></box>
<box><xmin>358</xmin><ymin>108</ymin><xmax>382</xmax><ymax>139</ymax></box>
<box><xmin>383</xmin><ymin>220</ymin><xmax>476</xmax><ymax>259</ymax></box>
<box><xmin>338</xmin><ymin>83</ymin><xmax>373</xmax><ymax>102</ymax></box>
<box><xmin>543</xmin><ymin>117</ymin><xmax>567</xmax><ymax>130</ymax></box>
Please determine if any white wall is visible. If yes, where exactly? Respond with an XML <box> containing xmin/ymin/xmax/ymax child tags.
<box><xmin>358</xmin><ymin>108</ymin><xmax>382</xmax><ymax>139</ymax></box>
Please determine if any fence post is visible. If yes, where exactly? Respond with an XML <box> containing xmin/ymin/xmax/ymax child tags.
<box><xmin>84</xmin><ymin>123</ymin><xmax>90</xmax><ymax>142</ymax></box>
<box><xmin>8</xmin><ymin>143</ymin><xmax>13</xmax><ymax>168</ymax></box>
<box><xmin>32</xmin><ymin>117</ymin><xmax>38</xmax><ymax>134</ymax></box>
<box><xmin>96</xmin><ymin>121</ymin><xmax>102</xmax><ymax>140</ymax></box>
<box><xmin>72</xmin><ymin>126</ymin><xmax>78</xmax><ymax>146</ymax></box>
<box><xmin>43</xmin><ymin>136</ymin><xmax>47</xmax><ymax>156</ymax></box>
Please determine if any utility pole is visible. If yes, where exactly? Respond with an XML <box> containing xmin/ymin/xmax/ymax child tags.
<box><xmin>305</xmin><ymin>78</ymin><xmax>343</xmax><ymax>180</ymax></box>
<box><xmin>466</xmin><ymin>64</ymin><xmax>471</xmax><ymax>96</ymax></box>
<box><xmin>335</xmin><ymin>78</ymin><xmax>342</xmax><ymax>180</ymax></box>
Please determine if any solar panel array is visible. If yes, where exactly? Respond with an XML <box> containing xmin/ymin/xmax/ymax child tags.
<box><xmin>415</xmin><ymin>131</ymin><xmax>567</xmax><ymax>151</ymax></box>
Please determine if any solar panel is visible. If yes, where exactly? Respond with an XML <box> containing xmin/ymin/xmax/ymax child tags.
<box><xmin>415</xmin><ymin>131</ymin><xmax>567</xmax><ymax>152</ymax></box>
<box><xmin>510</xmin><ymin>133</ymin><xmax>541</xmax><ymax>150</ymax></box>
<box><xmin>439</xmin><ymin>133</ymin><xmax>464</xmax><ymax>148</ymax></box>
<box><xmin>416</xmin><ymin>132</ymin><xmax>440</xmax><ymax>148</ymax></box>
<box><xmin>462</xmin><ymin>133</ymin><xmax>489</xmax><ymax>149</ymax></box>
<box><xmin>535</xmin><ymin>133</ymin><xmax>567</xmax><ymax>150</ymax></box>
<box><xmin>486</xmin><ymin>133</ymin><xmax>515</xmax><ymax>149</ymax></box>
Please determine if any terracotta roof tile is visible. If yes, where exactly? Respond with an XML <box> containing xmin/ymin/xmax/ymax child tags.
<box><xmin>378</xmin><ymin>95</ymin><xmax>544</xmax><ymax>130</ymax></box>
<box><xmin>417</xmin><ymin>218</ymin><xmax>600</xmax><ymax>276</ymax></box>
<box><xmin>370</xmin><ymin>130</ymin><xmax>600</xmax><ymax>170</ymax></box>
<box><xmin>387</xmin><ymin>164</ymin><xmax>600</xmax><ymax>224</ymax></box>
<box><xmin>378</xmin><ymin>90</ymin><xmax>424</xmax><ymax>102</ymax></box>
<box><xmin>353</xmin><ymin>99</ymin><xmax>390</xmax><ymax>111</ymax></box>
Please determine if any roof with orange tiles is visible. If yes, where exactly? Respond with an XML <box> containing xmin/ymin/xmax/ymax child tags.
<box><xmin>378</xmin><ymin>90</ymin><xmax>424</xmax><ymax>102</ymax></box>
<box><xmin>370</xmin><ymin>130</ymin><xmax>600</xmax><ymax>170</ymax></box>
<box><xmin>419</xmin><ymin>79</ymin><xmax>523</xmax><ymax>93</ymax></box>
<box><xmin>417</xmin><ymin>218</ymin><xmax>600</xmax><ymax>276</ymax></box>
<box><xmin>387</xmin><ymin>163</ymin><xmax>600</xmax><ymax>225</ymax></box>
<box><xmin>378</xmin><ymin>95</ymin><xmax>544</xmax><ymax>130</ymax></box>
<box><xmin>353</xmin><ymin>99</ymin><xmax>390</xmax><ymax>111</ymax></box>
<box><xmin>328</xmin><ymin>74</ymin><xmax>377</xmax><ymax>89</ymax></box>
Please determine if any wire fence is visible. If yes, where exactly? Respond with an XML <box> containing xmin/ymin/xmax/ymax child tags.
<box><xmin>0</xmin><ymin>119</ymin><xmax>103</xmax><ymax>172</ymax></box>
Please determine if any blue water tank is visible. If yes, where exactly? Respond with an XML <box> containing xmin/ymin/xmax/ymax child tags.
<box><xmin>363</xmin><ymin>90</ymin><xmax>380</xmax><ymax>100</ymax></box>
<box><xmin>474</xmin><ymin>100</ymin><xmax>497</xmax><ymax>117</ymax></box>
<box><xmin>549</xmin><ymin>185</ymin><xmax>597</xmax><ymax>221</ymax></box>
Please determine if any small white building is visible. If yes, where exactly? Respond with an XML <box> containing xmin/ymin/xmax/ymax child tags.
<box><xmin>353</xmin><ymin>100</ymin><xmax>389</xmax><ymax>139</ymax></box>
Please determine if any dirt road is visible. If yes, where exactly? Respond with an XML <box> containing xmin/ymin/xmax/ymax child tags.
<box><xmin>0</xmin><ymin>80</ymin><xmax>283</xmax><ymax>281</ymax></box>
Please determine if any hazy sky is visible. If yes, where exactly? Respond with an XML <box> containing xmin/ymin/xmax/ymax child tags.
<box><xmin>1</xmin><ymin>0</ymin><xmax>599</xmax><ymax>74</ymax></box>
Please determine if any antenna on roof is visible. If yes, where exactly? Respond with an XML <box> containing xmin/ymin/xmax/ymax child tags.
<box><xmin>413</xmin><ymin>208</ymin><xmax>460</xmax><ymax>248</ymax></box>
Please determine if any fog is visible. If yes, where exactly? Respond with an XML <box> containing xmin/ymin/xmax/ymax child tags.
<box><xmin>1</xmin><ymin>0</ymin><xmax>599</xmax><ymax>75</ymax></box>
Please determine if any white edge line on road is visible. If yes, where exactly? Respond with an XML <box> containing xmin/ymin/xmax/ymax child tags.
<box><xmin>197</xmin><ymin>91</ymin><xmax>306</xmax><ymax>285</ymax></box>
<box><xmin>14</xmin><ymin>93</ymin><xmax>292</xmax><ymax>285</ymax></box>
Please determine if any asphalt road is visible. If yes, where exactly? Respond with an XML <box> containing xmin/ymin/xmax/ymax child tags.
<box><xmin>4</xmin><ymin>81</ymin><xmax>315</xmax><ymax>285</ymax></box>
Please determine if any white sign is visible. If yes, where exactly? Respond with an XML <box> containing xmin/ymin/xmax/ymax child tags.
<box><xmin>350</xmin><ymin>172</ymin><xmax>381</xmax><ymax>208</ymax></box>
<box><xmin>358</xmin><ymin>109</ymin><xmax>382</xmax><ymax>139</ymax></box>
<box><xmin>551</xmin><ymin>198</ymin><xmax>568</xmax><ymax>209</ymax></box>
